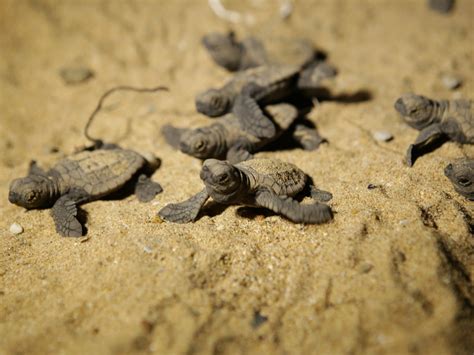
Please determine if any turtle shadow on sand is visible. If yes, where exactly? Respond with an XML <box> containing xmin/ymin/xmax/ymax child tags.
<box><xmin>324</xmin><ymin>89</ymin><xmax>373</xmax><ymax>104</ymax></box>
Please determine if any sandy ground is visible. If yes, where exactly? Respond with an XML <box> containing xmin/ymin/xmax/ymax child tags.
<box><xmin>0</xmin><ymin>0</ymin><xmax>473</xmax><ymax>354</ymax></box>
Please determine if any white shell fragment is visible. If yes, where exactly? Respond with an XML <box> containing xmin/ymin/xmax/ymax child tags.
<box><xmin>373</xmin><ymin>130</ymin><xmax>393</xmax><ymax>142</ymax></box>
<box><xmin>9</xmin><ymin>223</ymin><xmax>24</xmax><ymax>235</ymax></box>
<box><xmin>441</xmin><ymin>74</ymin><xmax>462</xmax><ymax>90</ymax></box>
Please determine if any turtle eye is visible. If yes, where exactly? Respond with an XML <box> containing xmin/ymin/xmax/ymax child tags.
<box><xmin>457</xmin><ymin>177</ymin><xmax>471</xmax><ymax>187</ymax></box>
<box><xmin>218</xmin><ymin>174</ymin><xmax>228</xmax><ymax>183</ymax></box>
<box><xmin>195</xmin><ymin>140</ymin><xmax>205</xmax><ymax>151</ymax></box>
<box><xmin>211</xmin><ymin>96</ymin><xmax>220</xmax><ymax>107</ymax></box>
<box><xmin>26</xmin><ymin>191</ymin><xmax>37</xmax><ymax>202</ymax></box>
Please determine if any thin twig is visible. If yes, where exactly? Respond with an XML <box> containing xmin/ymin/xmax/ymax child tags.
<box><xmin>84</xmin><ymin>85</ymin><xmax>169</xmax><ymax>145</ymax></box>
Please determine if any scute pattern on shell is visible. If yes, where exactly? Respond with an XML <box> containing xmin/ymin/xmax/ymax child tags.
<box><xmin>53</xmin><ymin>149</ymin><xmax>145</xmax><ymax>196</ymax></box>
<box><xmin>238</xmin><ymin>159</ymin><xmax>307</xmax><ymax>196</ymax></box>
<box><xmin>226</xmin><ymin>64</ymin><xmax>299</xmax><ymax>92</ymax></box>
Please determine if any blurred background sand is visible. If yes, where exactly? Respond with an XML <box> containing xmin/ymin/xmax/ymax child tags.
<box><xmin>0</xmin><ymin>0</ymin><xmax>473</xmax><ymax>354</ymax></box>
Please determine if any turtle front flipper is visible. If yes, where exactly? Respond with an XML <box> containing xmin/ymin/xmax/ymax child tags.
<box><xmin>255</xmin><ymin>189</ymin><xmax>333</xmax><ymax>224</ymax></box>
<box><xmin>158</xmin><ymin>188</ymin><xmax>210</xmax><ymax>223</ymax></box>
<box><xmin>232</xmin><ymin>83</ymin><xmax>276</xmax><ymax>139</ymax></box>
<box><xmin>51</xmin><ymin>190</ymin><xmax>88</xmax><ymax>237</ymax></box>
<box><xmin>134</xmin><ymin>174</ymin><xmax>163</xmax><ymax>202</ymax></box>
<box><xmin>292</xmin><ymin>124</ymin><xmax>327</xmax><ymax>150</ymax></box>
<box><xmin>406</xmin><ymin>124</ymin><xmax>444</xmax><ymax>167</ymax></box>
<box><xmin>162</xmin><ymin>124</ymin><xmax>189</xmax><ymax>150</ymax></box>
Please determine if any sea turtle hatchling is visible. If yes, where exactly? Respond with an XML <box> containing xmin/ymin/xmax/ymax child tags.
<box><xmin>8</xmin><ymin>85</ymin><xmax>169</xmax><ymax>237</ymax></box>
<box><xmin>202</xmin><ymin>31</ymin><xmax>319</xmax><ymax>72</ymax></box>
<box><xmin>394</xmin><ymin>93</ymin><xmax>473</xmax><ymax>166</ymax></box>
<box><xmin>9</xmin><ymin>148</ymin><xmax>163</xmax><ymax>237</ymax></box>
<box><xmin>444</xmin><ymin>158</ymin><xmax>473</xmax><ymax>200</ymax></box>
<box><xmin>162</xmin><ymin>103</ymin><xmax>325</xmax><ymax>164</ymax></box>
<box><xmin>158</xmin><ymin>158</ymin><xmax>333</xmax><ymax>224</ymax></box>
<box><xmin>195</xmin><ymin>62</ymin><xmax>336</xmax><ymax>139</ymax></box>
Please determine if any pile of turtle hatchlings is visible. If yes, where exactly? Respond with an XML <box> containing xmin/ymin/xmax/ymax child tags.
<box><xmin>8</xmin><ymin>29</ymin><xmax>473</xmax><ymax>237</ymax></box>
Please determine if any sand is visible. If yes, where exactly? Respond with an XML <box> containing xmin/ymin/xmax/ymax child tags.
<box><xmin>0</xmin><ymin>0</ymin><xmax>473</xmax><ymax>354</ymax></box>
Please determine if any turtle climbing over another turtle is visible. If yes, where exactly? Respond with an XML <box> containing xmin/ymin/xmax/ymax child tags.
<box><xmin>202</xmin><ymin>31</ymin><xmax>321</xmax><ymax>72</ymax></box>
<box><xmin>162</xmin><ymin>103</ymin><xmax>326</xmax><ymax>164</ymax></box>
<box><xmin>158</xmin><ymin>158</ymin><xmax>333</xmax><ymax>224</ymax></box>
<box><xmin>195</xmin><ymin>63</ymin><xmax>336</xmax><ymax>139</ymax></box>
<box><xmin>444</xmin><ymin>158</ymin><xmax>474</xmax><ymax>200</ymax></box>
<box><xmin>394</xmin><ymin>93</ymin><xmax>473</xmax><ymax>166</ymax></box>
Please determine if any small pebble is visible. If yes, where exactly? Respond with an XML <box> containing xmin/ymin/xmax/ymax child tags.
<box><xmin>441</xmin><ymin>74</ymin><xmax>462</xmax><ymax>90</ymax></box>
<box><xmin>367</xmin><ymin>184</ymin><xmax>378</xmax><ymax>190</ymax></box>
<box><xmin>59</xmin><ymin>66</ymin><xmax>94</xmax><ymax>85</ymax></box>
<box><xmin>428</xmin><ymin>0</ymin><xmax>455</xmax><ymax>13</ymax></box>
<box><xmin>9</xmin><ymin>223</ymin><xmax>24</xmax><ymax>235</ymax></box>
<box><xmin>359</xmin><ymin>263</ymin><xmax>373</xmax><ymax>274</ymax></box>
<box><xmin>373</xmin><ymin>131</ymin><xmax>393</xmax><ymax>142</ymax></box>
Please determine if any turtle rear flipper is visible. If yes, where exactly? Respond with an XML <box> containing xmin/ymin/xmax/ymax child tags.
<box><xmin>135</xmin><ymin>174</ymin><xmax>163</xmax><ymax>202</ymax></box>
<box><xmin>255</xmin><ymin>189</ymin><xmax>333</xmax><ymax>224</ymax></box>
<box><xmin>226</xmin><ymin>145</ymin><xmax>253</xmax><ymax>164</ymax></box>
<box><xmin>406</xmin><ymin>124</ymin><xmax>444</xmax><ymax>167</ymax></box>
<box><xmin>158</xmin><ymin>189</ymin><xmax>209</xmax><ymax>223</ymax></box>
<box><xmin>309</xmin><ymin>186</ymin><xmax>333</xmax><ymax>202</ymax></box>
<box><xmin>232</xmin><ymin>84</ymin><xmax>276</xmax><ymax>139</ymax></box>
<box><xmin>226</xmin><ymin>138</ymin><xmax>254</xmax><ymax>164</ymax></box>
<box><xmin>162</xmin><ymin>124</ymin><xmax>189</xmax><ymax>150</ymax></box>
<box><xmin>51</xmin><ymin>191</ymin><xmax>87</xmax><ymax>237</ymax></box>
<box><xmin>292</xmin><ymin>124</ymin><xmax>327</xmax><ymax>151</ymax></box>
<box><xmin>297</xmin><ymin>61</ymin><xmax>337</xmax><ymax>89</ymax></box>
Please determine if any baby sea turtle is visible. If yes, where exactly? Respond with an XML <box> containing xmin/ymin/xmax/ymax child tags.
<box><xmin>202</xmin><ymin>31</ymin><xmax>318</xmax><ymax>72</ymax></box>
<box><xmin>158</xmin><ymin>158</ymin><xmax>333</xmax><ymax>224</ymax></box>
<box><xmin>394</xmin><ymin>94</ymin><xmax>473</xmax><ymax>166</ymax></box>
<box><xmin>196</xmin><ymin>63</ymin><xmax>336</xmax><ymax>139</ymax></box>
<box><xmin>444</xmin><ymin>158</ymin><xmax>473</xmax><ymax>200</ymax></box>
<box><xmin>8</xmin><ymin>85</ymin><xmax>168</xmax><ymax>237</ymax></box>
<box><xmin>9</xmin><ymin>148</ymin><xmax>162</xmax><ymax>237</ymax></box>
<box><xmin>162</xmin><ymin>103</ymin><xmax>325</xmax><ymax>164</ymax></box>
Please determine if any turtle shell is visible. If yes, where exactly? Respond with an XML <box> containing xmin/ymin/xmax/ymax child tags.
<box><xmin>223</xmin><ymin>64</ymin><xmax>300</xmax><ymax>98</ymax></box>
<box><xmin>52</xmin><ymin>149</ymin><xmax>145</xmax><ymax>198</ymax></box>
<box><xmin>237</xmin><ymin>158</ymin><xmax>307</xmax><ymax>197</ymax></box>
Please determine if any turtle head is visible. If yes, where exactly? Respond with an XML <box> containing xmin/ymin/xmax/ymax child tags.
<box><xmin>195</xmin><ymin>89</ymin><xmax>230</xmax><ymax>117</ymax></box>
<box><xmin>202</xmin><ymin>31</ymin><xmax>242</xmax><ymax>72</ymax></box>
<box><xmin>394</xmin><ymin>94</ymin><xmax>435</xmax><ymax>129</ymax></box>
<box><xmin>179</xmin><ymin>129</ymin><xmax>221</xmax><ymax>159</ymax></box>
<box><xmin>444</xmin><ymin>160</ymin><xmax>474</xmax><ymax>200</ymax></box>
<box><xmin>8</xmin><ymin>175</ymin><xmax>53</xmax><ymax>209</ymax></box>
<box><xmin>200</xmin><ymin>159</ymin><xmax>243</xmax><ymax>202</ymax></box>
